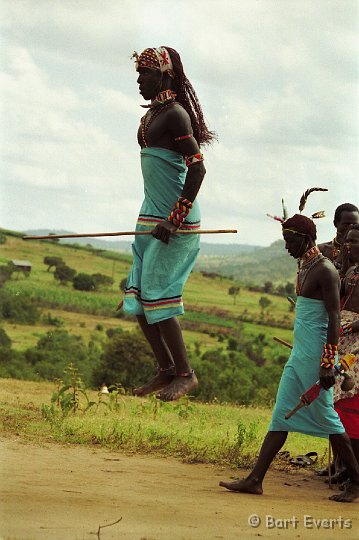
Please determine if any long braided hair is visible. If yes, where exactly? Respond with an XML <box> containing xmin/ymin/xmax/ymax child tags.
<box><xmin>164</xmin><ymin>47</ymin><xmax>216</xmax><ymax>147</ymax></box>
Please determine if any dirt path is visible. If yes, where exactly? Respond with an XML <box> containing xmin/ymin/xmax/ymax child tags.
<box><xmin>0</xmin><ymin>436</ymin><xmax>357</xmax><ymax>540</ymax></box>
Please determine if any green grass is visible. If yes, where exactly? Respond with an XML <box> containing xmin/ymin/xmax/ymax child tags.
<box><xmin>1</xmin><ymin>233</ymin><xmax>295</xmax><ymax>324</ymax></box>
<box><xmin>0</xmin><ymin>378</ymin><xmax>329</xmax><ymax>470</ymax></box>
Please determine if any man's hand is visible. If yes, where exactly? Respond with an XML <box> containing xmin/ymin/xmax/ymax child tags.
<box><xmin>319</xmin><ymin>366</ymin><xmax>336</xmax><ymax>390</ymax></box>
<box><xmin>151</xmin><ymin>221</ymin><xmax>179</xmax><ymax>244</ymax></box>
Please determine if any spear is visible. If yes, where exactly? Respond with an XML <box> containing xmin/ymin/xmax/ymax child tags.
<box><xmin>23</xmin><ymin>229</ymin><xmax>238</xmax><ymax>240</ymax></box>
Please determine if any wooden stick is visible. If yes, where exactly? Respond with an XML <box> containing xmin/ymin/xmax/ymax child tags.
<box><xmin>273</xmin><ymin>336</ymin><xmax>293</xmax><ymax>349</ymax></box>
<box><xmin>23</xmin><ymin>229</ymin><xmax>238</xmax><ymax>240</ymax></box>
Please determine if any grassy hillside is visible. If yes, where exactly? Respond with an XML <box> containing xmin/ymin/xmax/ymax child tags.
<box><xmin>196</xmin><ymin>239</ymin><xmax>297</xmax><ymax>285</ymax></box>
<box><xmin>1</xmin><ymin>230</ymin><xmax>295</xmax><ymax>349</ymax></box>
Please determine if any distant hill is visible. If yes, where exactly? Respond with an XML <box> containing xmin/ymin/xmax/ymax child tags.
<box><xmin>195</xmin><ymin>239</ymin><xmax>297</xmax><ymax>285</ymax></box>
<box><xmin>19</xmin><ymin>229</ymin><xmax>295</xmax><ymax>285</ymax></box>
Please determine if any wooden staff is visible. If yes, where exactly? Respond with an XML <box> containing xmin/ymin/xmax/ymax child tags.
<box><xmin>23</xmin><ymin>229</ymin><xmax>238</xmax><ymax>240</ymax></box>
<box><xmin>273</xmin><ymin>336</ymin><xmax>293</xmax><ymax>349</ymax></box>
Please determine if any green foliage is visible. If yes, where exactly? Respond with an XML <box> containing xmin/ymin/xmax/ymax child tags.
<box><xmin>0</xmin><ymin>289</ymin><xmax>41</xmax><ymax>323</ymax></box>
<box><xmin>73</xmin><ymin>273</ymin><xmax>96</xmax><ymax>291</ymax></box>
<box><xmin>92</xmin><ymin>273</ymin><xmax>114</xmax><ymax>289</ymax></box>
<box><xmin>0</xmin><ymin>327</ymin><xmax>11</xmax><ymax>348</ymax></box>
<box><xmin>42</xmin><ymin>312</ymin><xmax>64</xmax><ymax>327</ymax></box>
<box><xmin>92</xmin><ymin>328</ymin><xmax>155</xmax><ymax>390</ymax></box>
<box><xmin>259</xmin><ymin>296</ymin><xmax>272</xmax><ymax>313</ymax></box>
<box><xmin>43</xmin><ymin>256</ymin><xmax>63</xmax><ymax>271</ymax></box>
<box><xmin>0</xmin><ymin>262</ymin><xmax>16</xmax><ymax>288</ymax></box>
<box><xmin>24</xmin><ymin>330</ymin><xmax>95</xmax><ymax>384</ymax></box>
<box><xmin>54</xmin><ymin>264</ymin><xmax>76</xmax><ymax>284</ymax></box>
<box><xmin>0</xmin><ymin>233</ymin><xmax>7</xmax><ymax>244</ymax></box>
<box><xmin>228</xmin><ymin>286</ymin><xmax>240</xmax><ymax>304</ymax></box>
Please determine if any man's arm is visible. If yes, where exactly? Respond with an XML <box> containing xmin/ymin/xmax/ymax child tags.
<box><xmin>152</xmin><ymin>106</ymin><xmax>206</xmax><ymax>244</ymax></box>
<box><xmin>319</xmin><ymin>264</ymin><xmax>341</xmax><ymax>390</ymax></box>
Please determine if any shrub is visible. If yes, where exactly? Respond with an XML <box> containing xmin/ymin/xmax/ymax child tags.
<box><xmin>24</xmin><ymin>330</ymin><xmax>93</xmax><ymax>384</ymax></box>
<box><xmin>92</xmin><ymin>273</ymin><xmax>114</xmax><ymax>289</ymax></box>
<box><xmin>43</xmin><ymin>256</ymin><xmax>63</xmax><ymax>272</ymax></box>
<box><xmin>0</xmin><ymin>327</ymin><xmax>11</xmax><ymax>348</ymax></box>
<box><xmin>54</xmin><ymin>264</ymin><xmax>76</xmax><ymax>284</ymax></box>
<box><xmin>92</xmin><ymin>329</ymin><xmax>155</xmax><ymax>390</ymax></box>
<box><xmin>73</xmin><ymin>273</ymin><xmax>96</xmax><ymax>291</ymax></box>
<box><xmin>0</xmin><ymin>289</ymin><xmax>41</xmax><ymax>324</ymax></box>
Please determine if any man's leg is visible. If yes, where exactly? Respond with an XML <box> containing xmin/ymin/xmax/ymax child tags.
<box><xmin>156</xmin><ymin>317</ymin><xmax>198</xmax><ymax>401</ymax></box>
<box><xmin>133</xmin><ymin>315</ymin><xmax>176</xmax><ymax>396</ymax></box>
<box><xmin>351</xmin><ymin>438</ymin><xmax>359</xmax><ymax>464</ymax></box>
<box><xmin>219</xmin><ymin>431</ymin><xmax>288</xmax><ymax>494</ymax></box>
<box><xmin>328</xmin><ymin>433</ymin><xmax>359</xmax><ymax>502</ymax></box>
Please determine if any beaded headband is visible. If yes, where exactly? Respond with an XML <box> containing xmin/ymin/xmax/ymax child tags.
<box><xmin>132</xmin><ymin>47</ymin><xmax>174</xmax><ymax>78</ymax></box>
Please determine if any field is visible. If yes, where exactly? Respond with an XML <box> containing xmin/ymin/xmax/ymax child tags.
<box><xmin>1</xmin><ymin>231</ymin><xmax>295</xmax><ymax>352</ymax></box>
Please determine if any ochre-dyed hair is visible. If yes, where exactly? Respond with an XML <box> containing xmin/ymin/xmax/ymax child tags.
<box><xmin>164</xmin><ymin>47</ymin><xmax>216</xmax><ymax>147</ymax></box>
<box><xmin>282</xmin><ymin>214</ymin><xmax>317</xmax><ymax>241</ymax></box>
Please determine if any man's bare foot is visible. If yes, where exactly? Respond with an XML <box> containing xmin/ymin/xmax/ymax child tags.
<box><xmin>133</xmin><ymin>367</ymin><xmax>175</xmax><ymax>397</ymax></box>
<box><xmin>219</xmin><ymin>477</ymin><xmax>263</xmax><ymax>495</ymax></box>
<box><xmin>157</xmin><ymin>371</ymin><xmax>198</xmax><ymax>401</ymax></box>
<box><xmin>329</xmin><ymin>482</ymin><xmax>359</xmax><ymax>502</ymax></box>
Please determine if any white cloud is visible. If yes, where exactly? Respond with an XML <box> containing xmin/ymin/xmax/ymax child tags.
<box><xmin>1</xmin><ymin>0</ymin><xmax>358</xmax><ymax>245</ymax></box>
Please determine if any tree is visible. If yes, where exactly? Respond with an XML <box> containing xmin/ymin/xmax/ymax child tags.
<box><xmin>285</xmin><ymin>281</ymin><xmax>295</xmax><ymax>296</ymax></box>
<box><xmin>228</xmin><ymin>286</ymin><xmax>240</xmax><ymax>305</ymax></box>
<box><xmin>92</xmin><ymin>273</ymin><xmax>114</xmax><ymax>289</ymax></box>
<box><xmin>0</xmin><ymin>289</ymin><xmax>41</xmax><ymax>323</ymax></box>
<box><xmin>25</xmin><ymin>330</ymin><xmax>92</xmax><ymax>383</ymax></box>
<box><xmin>263</xmin><ymin>281</ymin><xmax>273</xmax><ymax>294</ymax></box>
<box><xmin>54</xmin><ymin>264</ymin><xmax>76</xmax><ymax>284</ymax></box>
<box><xmin>0</xmin><ymin>262</ymin><xmax>16</xmax><ymax>288</ymax></box>
<box><xmin>0</xmin><ymin>327</ymin><xmax>11</xmax><ymax>348</ymax></box>
<box><xmin>92</xmin><ymin>329</ymin><xmax>155</xmax><ymax>390</ymax></box>
<box><xmin>259</xmin><ymin>296</ymin><xmax>272</xmax><ymax>314</ymax></box>
<box><xmin>43</xmin><ymin>256</ymin><xmax>63</xmax><ymax>272</ymax></box>
<box><xmin>73</xmin><ymin>273</ymin><xmax>96</xmax><ymax>291</ymax></box>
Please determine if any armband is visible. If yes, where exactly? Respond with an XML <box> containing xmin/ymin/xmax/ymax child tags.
<box><xmin>167</xmin><ymin>197</ymin><xmax>193</xmax><ymax>227</ymax></box>
<box><xmin>320</xmin><ymin>343</ymin><xmax>338</xmax><ymax>368</ymax></box>
<box><xmin>340</xmin><ymin>322</ymin><xmax>353</xmax><ymax>336</ymax></box>
<box><xmin>174</xmin><ymin>134</ymin><xmax>193</xmax><ymax>141</ymax></box>
<box><xmin>185</xmin><ymin>153</ymin><xmax>204</xmax><ymax>167</ymax></box>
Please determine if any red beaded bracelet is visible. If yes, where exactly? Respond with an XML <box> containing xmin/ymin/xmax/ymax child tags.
<box><xmin>320</xmin><ymin>343</ymin><xmax>338</xmax><ymax>368</ymax></box>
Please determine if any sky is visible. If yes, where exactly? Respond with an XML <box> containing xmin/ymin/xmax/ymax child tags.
<box><xmin>1</xmin><ymin>0</ymin><xmax>358</xmax><ymax>246</ymax></box>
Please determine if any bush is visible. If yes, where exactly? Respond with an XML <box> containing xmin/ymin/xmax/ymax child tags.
<box><xmin>0</xmin><ymin>289</ymin><xmax>41</xmax><ymax>324</ymax></box>
<box><xmin>92</xmin><ymin>329</ymin><xmax>155</xmax><ymax>390</ymax></box>
<box><xmin>92</xmin><ymin>273</ymin><xmax>114</xmax><ymax>289</ymax></box>
<box><xmin>24</xmin><ymin>330</ymin><xmax>93</xmax><ymax>384</ymax></box>
<box><xmin>73</xmin><ymin>273</ymin><xmax>96</xmax><ymax>291</ymax></box>
<box><xmin>54</xmin><ymin>264</ymin><xmax>76</xmax><ymax>284</ymax></box>
<box><xmin>0</xmin><ymin>327</ymin><xmax>11</xmax><ymax>348</ymax></box>
<box><xmin>43</xmin><ymin>256</ymin><xmax>63</xmax><ymax>272</ymax></box>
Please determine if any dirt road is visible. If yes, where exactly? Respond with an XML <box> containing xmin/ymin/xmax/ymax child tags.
<box><xmin>0</xmin><ymin>436</ymin><xmax>357</xmax><ymax>540</ymax></box>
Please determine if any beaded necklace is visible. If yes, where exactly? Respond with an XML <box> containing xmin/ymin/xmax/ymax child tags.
<box><xmin>140</xmin><ymin>90</ymin><xmax>176</xmax><ymax>147</ymax></box>
<box><xmin>296</xmin><ymin>246</ymin><xmax>324</xmax><ymax>295</ymax></box>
